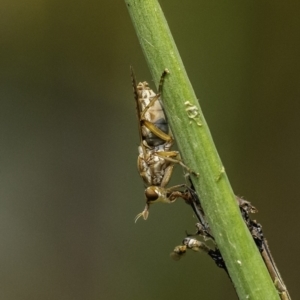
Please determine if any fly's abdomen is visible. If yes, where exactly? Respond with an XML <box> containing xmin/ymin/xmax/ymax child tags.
<box><xmin>140</xmin><ymin>94</ymin><xmax>171</xmax><ymax>147</ymax></box>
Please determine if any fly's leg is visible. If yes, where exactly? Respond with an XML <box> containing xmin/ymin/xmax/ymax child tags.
<box><xmin>156</xmin><ymin>151</ymin><xmax>199</xmax><ymax>176</ymax></box>
<box><xmin>142</xmin><ymin>119</ymin><xmax>173</xmax><ymax>143</ymax></box>
<box><xmin>160</xmin><ymin>164</ymin><xmax>174</xmax><ymax>187</ymax></box>
<box><xmin>164</xmin><ymin>156</ymin><xmax>198</xmax><ymax>176</ymax></box>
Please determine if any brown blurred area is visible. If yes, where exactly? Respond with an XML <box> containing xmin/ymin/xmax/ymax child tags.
<box><xmin>0</xmin><ymin>1</ymin><xmax>299</xmax><ymax>299</ymax></box>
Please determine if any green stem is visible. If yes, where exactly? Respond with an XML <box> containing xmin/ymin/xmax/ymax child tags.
<box><xmin>125</xmin><ymin>0</ymin><xmax>280</xmax><ymax>299</ymax></box>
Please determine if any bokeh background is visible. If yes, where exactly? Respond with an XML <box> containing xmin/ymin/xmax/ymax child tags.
<box><xmin>1</xmin><ymin>1</ymin><xmax>299</xmax><ymax>299</ymax></box>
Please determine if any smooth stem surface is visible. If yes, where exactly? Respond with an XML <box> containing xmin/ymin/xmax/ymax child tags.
<box><xmin>125</xmin><ymin>0</ymin><xmax>280</xmax><ymax>299</ymax></box>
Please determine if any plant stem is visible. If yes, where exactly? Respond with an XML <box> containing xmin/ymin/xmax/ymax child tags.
<box><xmin>125</xmin><ymin>0</ymin><xmax>281</xmax><ymax>299</ymax></box>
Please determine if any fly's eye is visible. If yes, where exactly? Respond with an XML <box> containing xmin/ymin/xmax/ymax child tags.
<box><xmin>145</xmin><ymin>187</ymin><xmax>158</xmax><ymax>201</ymax></box>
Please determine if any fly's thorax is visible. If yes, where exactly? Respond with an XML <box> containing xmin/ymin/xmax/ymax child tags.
<box><xmin>144</xmin><ymin>161</ymin><xmax>167</xmax><ymax>186</ymax></box>
<box><xmin>147</xmin><ymin>154</ymin><xmax>169</xmax><ymax>181</ymax></box>
<box><xmin>137</xmin><ymin>146</ymin><xmax>169</xmax><ymax>186</ymax></box>
<box><xmin>151</xmin><ymin>172</ymin><xmax>165</xmax><ymax>186</ymax></box>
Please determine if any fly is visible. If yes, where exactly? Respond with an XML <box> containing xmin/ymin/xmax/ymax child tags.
<box><xmin>131</xmin><ymin>67</ymin><xmax>197</xmax><ymax>222</ymax></box>
<box><xmin>171</xmin><ymin>237</ymin><xmax>228</xmax><ymax>273</ymax></box>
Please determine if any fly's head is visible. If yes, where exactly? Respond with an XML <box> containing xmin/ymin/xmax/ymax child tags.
<box><xmin>146</xmin><ymin>186</ymin><xmax>186</xmax><ymax>204</ymax></box>
<box><xmin>134</xmin><ymin>186</ymin><xmax>184</xmax><ymax>223</ymax></box>
<box><xmin>145</xmin><ymin>186</ymin><xmax>173</xmax><ymax>204</ymax></box>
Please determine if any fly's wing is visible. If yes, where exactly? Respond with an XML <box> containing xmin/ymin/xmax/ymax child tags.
<box><xmin>130</xmin><ymin>66</ymin><xmax>147</xmax><ymax>157</ymax></box>
<box><xmin>130</xmin><ymin>66</ymin><xmax>141</xmax><ymax>125</ymax></box>
<box><xmin>130</xmin><ymin>66</ymin><xmax>138</xmax><ymax>107</ymax></box>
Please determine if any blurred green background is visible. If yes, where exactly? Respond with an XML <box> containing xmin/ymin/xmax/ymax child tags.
<box><xmin>0</xmin><ymin>0</ymin><xmax>299</xmax><ymax>299</ymax></box>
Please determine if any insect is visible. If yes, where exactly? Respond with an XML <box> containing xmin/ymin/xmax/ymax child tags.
<box><xmin>171</xmin><ymin>237</ymin><xmax>227</xmax><ymax>272</ymax></box>
<box><xmin>170</xmin><ymin>185</ymin><xmax>228</xmax><ymax>272</ymax></box>
<box><xmin>131</xmin><ymin>67</ymin><xmax>197</xmax><ymax>222</ymax></box>
<box><xmin>171</xmin><ymin>237</ymin><xmax>209</xmax><ymax>261</ymax></box>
